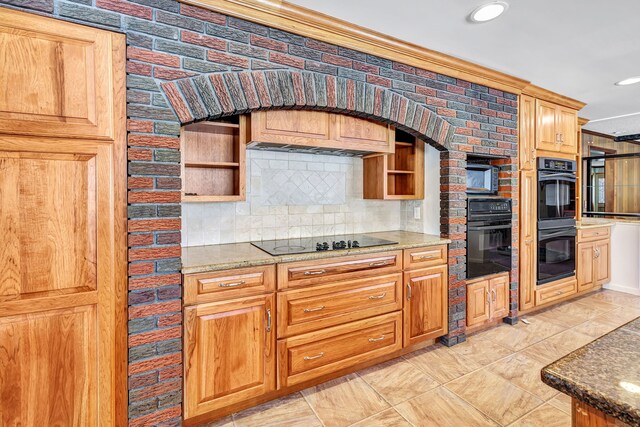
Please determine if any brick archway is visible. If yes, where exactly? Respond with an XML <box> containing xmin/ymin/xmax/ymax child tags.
<box><xmin>159</xmin><ymin>70</ymin><xmax>456</xmax><ymax>151</ymax></box>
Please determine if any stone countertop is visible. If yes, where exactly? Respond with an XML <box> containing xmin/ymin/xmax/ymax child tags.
<box><xmin>181</xmin><ymin>230</ymin><xmax>450</xmax><ymax>274</ymax></box>
<box><xmin>576</xmin><ymin>218</ymin><xmax>616</xmax><ymax>229</ymax></box>
<box><xmin>541</xmin><ymin>317</ymin><xmax>640</xmax><ymax>426</ymax></box>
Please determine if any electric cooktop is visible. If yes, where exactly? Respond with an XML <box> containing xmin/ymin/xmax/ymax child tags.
<box><xmin>251</xmin><ymin>234</ymin><xmax>398</xmax><ymax>256</ymax></box>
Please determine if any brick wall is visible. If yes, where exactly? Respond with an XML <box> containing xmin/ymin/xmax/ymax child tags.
<box><xmin>0</xmin><ymin>0</ymin><xmax>518</xmax><ymax>425</ymax></box>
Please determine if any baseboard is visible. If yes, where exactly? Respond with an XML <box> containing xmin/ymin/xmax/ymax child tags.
<box><xmin>603</xmin><ymin>284</ymin><xmax>640</xmax><ymax>296</ymax></box>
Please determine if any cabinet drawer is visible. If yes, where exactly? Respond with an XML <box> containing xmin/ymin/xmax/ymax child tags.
<box><xmin>535</xmin><ymin>277</ymin><xmax>577</xmax><ymax>306</ymax></box>
<box><xmin>277</xmin><ymin>251</ymin><xmax>402</xmax><ymax>290</ymax></box>
<box><xmin>277</xmin><ymin>273</ymin><xmax>402</xmax><ymax>337</ymax></box>
<box><xmin>403</xmin><ymin>245</ymin><xmax>447</xmax><ymax>270</ymax></box>
<box><xmin>184</xmin><ymin>265</ymin><xmax>276</xmax><ymax>305</ymax></box>
<box><xmin>278</xmin><ymin>312</ymin><xmax>402</xmax><ymax>387</ymax></box>
<box><xmin>578</xmin><ymin>227</ymin><xmax>610</xmax><ymax>243</ymax></box>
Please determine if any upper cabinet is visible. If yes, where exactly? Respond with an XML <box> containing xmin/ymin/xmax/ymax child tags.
<box><xmin>250</xmin><ymin>110</ymin><xmax>394</xmax><ymax>154</ymax></box>
<box><xmin>535</xmin><ymin>99</ymin><xmax>578</xmax><ymax>155</ymax></box>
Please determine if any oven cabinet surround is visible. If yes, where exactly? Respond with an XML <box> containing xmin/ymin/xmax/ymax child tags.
<box><xmin>466</xmin><ymin>273</ymin><xmax>509</xmax><ymax>329</ymax></box>
<box><xmin>182</xmin><ymin>244</ymin><xmax>447</xmax><ymax>423</ymax></box>
<box><xmin>577</xmin><ymin>227</ymin><xmax>611</xmax><ymax>292</ymax></box>
<box><xmin>534</xmin><ymin>99</ymin><xmax>578</xmax><ymax>155</ymax></box>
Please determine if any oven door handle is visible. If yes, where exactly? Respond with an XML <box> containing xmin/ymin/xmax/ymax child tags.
<box><xmin>468</xmin><ymin>224</ymin><xmax>512</xmax><ymax>231</ymax></box>
<box><xmin>539</xmin><ymin>173</ymin><xmax>576</xmax><ymax>182</ymax></box>
<box><xmin>539</xmin><ymin>230</ymin><xmax>576</xmax><ymax>239</ymax></box>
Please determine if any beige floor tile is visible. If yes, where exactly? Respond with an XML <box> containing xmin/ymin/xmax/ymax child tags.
<box><xmin>476</xmin><ymin>319</ymin><xmax>566</xmax><ymax>352</ymax></box>
<box><xmin>201</xmin><ymin>416</ymin><xmax>235</xmax><ymax>427</ymax></box>
<box><xmin>358</xmin><ymin>357</ymin><xmax>439</xmax><ymax>405</ymax></box>
<box><xmin>522</xmin><ymin>329</ymin><xmax>595</xmax><ymax>365</ymax></box>
<box><xmin>395</xmin><ymin>386</ymin><xmax>499</xmax><ymax>427</ymax></box>
<box><xmin>349</xmin><ymin>408</ymin><xmax>412</xmax><ymax>427</ymax></box>
<box><xmin>578</xmin><ymin>290</ymin><xmax>640</xmax><ymax>308</ymax></box>
<box><xmin>533</xmin><ymin>300</ymin><xmax>615</xmax><ymax>328</ymax></box>
<box><xmin>403</xmin><ymin>343</ymin><xmax>482</xmax><ymax>383</ymax></box>
<box><xmin>508</xmin><ymin>403</ymin><xmax>571</xmax><ymax>427</ymax></box>
<box><xmin>571</xmin><ymin>316</ymin><xmax>621</xmax><ymax>338</ymax></box>
<box><xmin>449</xmin><ymin>334</ymin><xmax>513</xmax><ymax>367</ymax></box>
<box><xmin>597</xmin><ymin>306</ymin><xmax>640</xmax><ymax>327</ymax></box>
<box><xmin>233</xmin><ymin>392</ymin><xmax>321</xmax><ymax>427</ymax></box>
<box><xmin>446</xmin><ymin>368</ymin><xmax>544</xmax><ymax>425</ymax></box>
<box><xmin>547</xmin><ymin>393</ymin><xmax>572</xmax><ymax>415</ymax></box>
<box><xmin>301</xmin><ymin>373</ymin><xmax>389</xmax><ymax>427</ymax></box>
<box><xmin>488</xmin><ymin>352</ymin><xmax>559</xmax><ymax>400</ymax></box>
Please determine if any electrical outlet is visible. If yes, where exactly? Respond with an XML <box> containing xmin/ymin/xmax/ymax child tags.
<box><xmin>413</xmin><ymin>207</ymin><xmax>421</xmax><ymax>220</ymax></box>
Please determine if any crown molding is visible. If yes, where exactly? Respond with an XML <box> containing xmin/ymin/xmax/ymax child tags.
<box><xmin>578</xmin><ymin>117</ymin><xmax>590</xmax><ymax>126</ymax></box>
<box><xmin>179</xmin><ymin>0</ymin><xmax>532</xmax><ymax>94</ymax></box>
<box><xmin>522</xmin><ymin>84</ymin><xmax>586</xmax><ymax>111</ymax></box>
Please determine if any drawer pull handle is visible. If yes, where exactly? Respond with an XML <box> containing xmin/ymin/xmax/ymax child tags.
<box><xmin>491</xmin><ymin>289</ymin><xmax>497</xmax><ymax>302</ymax></box>
<box><xmin>304</xmin><ymin>269</ymin><xmax>326</xmax><ymax>276</ymax></box>
<box><xmin>369</xmin><ymin>261</ymin><xmax>388</xmax><ymax>267</ymax></box>
<box><xmin>406</xmin><ymin>283</ymin><xmax>412</xmax><ymax>300</ymax></box>
<box><xmin>303</xmin><ymin>306</ymin><xmax>325</xmax><ymax>313</ymax></box>
<box><xmin>219</xmin><ymin>280</ymin><xmax>245</xmax><ymax>288</ymax></box>
<box><xmin>266</xmin><ymin>308</ymin><xmax>272</xmax><ymax>332</ymax></box>
<box><xmin>368</xmin><ymin>335</ymin><xmax>386</xmax><ymax>343</ymax></box>
<box><xmin>555</xmin><ymin>290</ymin><xmax>563</xmax><ymax>295</ymax></box>
<box><xmin>304</xmin><ymin>352</ymin><xmax>325</xmax><ymax>361</ymax></box>
<box><xmin>417</xmin><ymin>255</ymin><xmax>435</xmax><ymax>260</ymax></box>
<box><xmin>368</xmin><ymin>292</ymin><xmax>387</xmax><ymax>300</ymax></box>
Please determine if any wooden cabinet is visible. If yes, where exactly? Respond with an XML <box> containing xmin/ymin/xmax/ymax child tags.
<box><xmin>181</xmin><ymin>117</ymin><xmax>247</xmax><ymax>202</ymax></box>
<box><xmin>535</xmin><ymin>99</ymin><xmax>577</xmax><ymax>154</ymax></box>
<box><xmin>250</xmin><ymin>110</ymin><xmax>394</xmax><ymax>154</ymax></box>
<box><xmin>466</xmin><ymin>273</ymin><xmax>509</xmax><ymax>328</ymax></box>
<box><xmin>183</xmin><ymin>294</ymin><xmax>276</xmax><ymax>419</ymax></box>
<box><xmin>519</xmin><ymin>95</ymin><xmax>536</xmax><ymax>170</ymax></box>
<box><xmin>183</xmin><ymin>265</ymin><xmax>276</xmax><ymax>305</ymax></box>
<box><xmin>535</xmin><ymin>276</ymin><xmax>577</xmax><ymax>306</ymax></box>
<box><xmin>403</xmin><ymin>264</ymin><xmax>448</xmax><ymax>347</ymax></box>
<box><xmin>572</xmin><ymin>398</ymin><xmax>631</xmax><ymax>427</ymax></box>
<box><xmin>403</xmin><ymin>244</ymin><xmax>448</xmax><ymax>270</ymax></box>
<box><xmin>577</xmin><ymin>227</ymin><xmax>611</xmax><ymax>292</ymax></box>
<box><xmin>519</xmin><ymin>170</ymin><xmax>537</xmax><ymax>310</ymax></box>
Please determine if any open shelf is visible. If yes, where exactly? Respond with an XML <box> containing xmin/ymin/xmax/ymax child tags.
<box><xmin>181</xmin><ymin>116</ymin><xmax>247</xmax><ymax>202</ymax></box>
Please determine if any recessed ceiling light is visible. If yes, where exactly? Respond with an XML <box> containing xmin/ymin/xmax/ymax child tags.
<box><xmin>469</xmin><ymin>1</ymin><xmax>509</xmax><ymax>23</ymax></box>
<box><xmin>615</xmin><ymin>76</ymin><xmax>640</xmax><ymax>86</ymax></box>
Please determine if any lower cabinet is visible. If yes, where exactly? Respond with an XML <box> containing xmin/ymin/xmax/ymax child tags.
<box><xmin>467</xmin><ymin>273</ymin><xmax>509</xmax><ymax>328</ymax></box>
<box><xmin>183</xmin><ymin>294</ymin><xmax>276</xmax><ymax>419</ymax></box>
<box><xmin>577</xmin><ymin>238</ymin><xmax>611</xmax><ymax>292</ymax></box>
<box><xmin>403</xmin><ymin>264</ymin><xmax>448</xmax><ymax>347</ymax></box>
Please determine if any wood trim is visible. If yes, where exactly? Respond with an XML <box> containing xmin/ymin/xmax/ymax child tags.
<box><xmin>522</xmin><ymin>84</ymin><xmax>586</xmax><ymax>111</ymax></box>
<box><xmin>178</xmin><ymin>0</ymin><xmax>531</xmax><ymax>93</ymax></box>
<box><xmin>578</xmin><ymin>117</ymin><xmax>590</xmax><ymax>126</ymax></box>
<box><xmin>582</xmin><ymin>129</ymin><xmax>616</xmax><ymax>140</ymax></box>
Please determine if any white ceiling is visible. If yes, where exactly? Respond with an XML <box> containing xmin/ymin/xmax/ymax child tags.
<box><xmin>288</xmin><ymin>0</ymin><xmax>640</xmax><ymax>136</ymax></box>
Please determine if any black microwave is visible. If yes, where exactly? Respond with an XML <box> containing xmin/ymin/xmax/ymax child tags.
<box><xmin>466</xmin><ymin>164</ymin><xmax>499</xmax><ymax>195</ymax></box>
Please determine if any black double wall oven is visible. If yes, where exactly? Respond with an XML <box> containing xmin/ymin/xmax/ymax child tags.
<box><xmin>467</xmin><ymin>198</ymin><xmax>512</xmax><ymax>280</ymax></box>
<box><xmin>537</xmin><ymin>158</ymin><xmax>577</xmax><ymax>285</ymax></box>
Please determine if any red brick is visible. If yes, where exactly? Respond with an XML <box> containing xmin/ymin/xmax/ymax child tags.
<box><xmin>128</xmin><ymin>371</ymin><xmax>158</xmax><ymax>389</ymax></box>
<box><xmin>129</xmin><ymin>262</ymin><xmax>155</xmax><ymax>276</ymax></box>
<box><xmin>437</xmin><ymin>108</ymin><xmax>456</xmax><ymax>117</ymax></box>
<box><xmin>346</xmin><ymin>79</ymin><xmax>356</xmax><ymax>110</ymax></box>
<box><xmin>472</xmin><ymin>99</ymin><xmax>488</xmax><ymax>108</ymax></box>
<box><xmin>128</xmin><ymin>148</ymin><xmax>153</xmax><ymax>161</ymax></box>
<box><xmin>456</xmin><ymin>144</ymin><xmax>473</xmax><ymax>152</ymax></box>
<box><xmin>250</xmin><ymin>34</ymin><xmax>286</xmax><ymax>52</ymax></box>
<box><xmin>156</xmin><ymin>177</ymin><xmax>181</xmax><ymax>190</ymax></box>
<box><xmin>181</xmin><ymin>30</ymin><xmax>226</xmax><ymax>51</ymax></box>
<box><xmin>127</xmin><ymin>120</ymin><xmax>154</xmax><ymax>133</ymax></box>
<box><xmin>97</xmin><ymin>0</ymin><xmax>151</xmax><ymax>19</ymax></box>
<box><xmin>446</xmin><ymin>85</ymin><xmax>466</xmax><ymax>95</ymax></box>
<box><xmin>455</xmin><ymin>128</ymin><xmax>473</xmax><ymax>136</ymax></box>
<box><xmin>466</xmin><ymin>121</ymin><xmax>481</xmax><ymax>129</ymax></box>
<box><xmin>496</xmin><ymin>126</ymin><xmax>512</xmax><ymax>134</ymax></box>
<box><xmin>207</xmin><ymin>50</ymin><xmax>249</xmax><ymax>68</ymax></box>
<box><xmin>129</xmin><ymin>233</ymin><xmax>154</xmax><ymax>247</ymax></box>
<box><xmin>427</xmin><ymin>97</ymin><xmax>447</xmax><ymax>107</ymax></box>
<box><xmin>128</xmin><ymin>326</ymin><xmax>181</xmax><ymax>347</ymax></box>
<box><xmin>130</xmin><ymin>273</ymin><xmax>182</xmax><ymax>290</ymax></box>
<box><xmin>129</xmin><ymin>352</ymin><xmax>181</xmax><ymax>375</ymax></box>
<box><xmin>156</xmin><ymin>232</ymin><xmax>181</xmax><ymax>245</ymax></box>
<box><xmin>129</xmin><ymin>405</ymin><xmax>181</xmax><ymax>427</ymax></box>
<box><xmin>127</xmin><ymin>61</ymin><xmax>151</xmax><ymax>76</ymax></box>
<box><xmin>305</xmin><ymin>39</ymin><xmax>337</xmax><ymax>54</ymax></box>
<box><xmin>416</xmin><ymin>69</ymin><xmax>437</xmax><ymax>79</ymax></box>
<box><xmin>326</xmin><ymin>75</ymin><xmax>336</xmax><ymax>108</ymax></box>
<box><xmin>158</xmin><ymin>313</ymin><xmax>182</xmax><ymax>328</ymax></box>
<box><xmin>128</xmin><ymin>177</ymin><xmax>153</xmax><ymax>189</ymax></box>
<box><xmin>480</xmin><ymin>108</ymin><xmax>497</xmax><ymax>118</ymax></box>
<box><xmin>180</xmin><ymin>3</ymin><xmax>225</xmax><ymax>24</ymax></box>
<box><xmin>366</xmin><ymin>75</ymin><xmax>391</xmax><ymax>88</ymax></box>
<box><xmin>160</xmin><ymin>82</ymin><xmax>192</xmax><ymax>124</ymax></box>
<box><xmin>127</xmin><ymin>47</ymin><xmax>180</xmax><ymax>68</ymax></box>
<box><xmin>269</xmin><ymin>51</ymin><xmax>304</xmax><ymax>69</ymax></box>
<box><xmin>393</xmin><ymin>62</ymin><xmax>415</xmax><ymax>74</ymax></box>
<box><xmin>129</xmin><ymin>218</ymin><xmax>181</xmax><ymax>232</ymax></box>
<box><xmin>128</xmin><ymin>134</ymin><xmax>180</xmax><ymax>149</ymax></box>
<box><xmin>322</xmin><ymin>53</ymin><xmax>352</xmax><ymax>68</ymax></box>
<box><xmin>154</xmin><ymin>67</ymin><xmax>197</xmax><ymax>80</ymax></box>
<box><xmin>129</xmin><ymin>379</ymin><xmax>181</xmax><ymax>401</ymax></box>
<box><xmin>158</xmin><ymin>365</ymin><xmax>182</xmax><ymax>381</ymax></box>
<box><xmin>129</xmin><ymin>301</ymin><xmax>182</xmax><ymax>320</ymax></box>
<box><xmin>353</xmin><ymin>61</ymin><xmax>379</xmax><ymax>74</ymax></box>
<box><xmin>128</xmin><ymin>191</ymin><xmax>181</xmax><ymax>204</ymax></box>
<box><xmin>416</xmin><ymin>86</ymin><xmax>436</xmax><ymax>96</ymax></box>
<box><xmin>208</xmin><ymin>74</ymin><xmax>233</xmax><ymax>111</ymax></box>
<box><xmin>457</xmin><ymin>79</ymin><xmax>472</xmax><ymax>89</ymax></box>
<box><xmin>129</xmin><ymin>246</ymin><xmax>181</xmax><ymax>261</ymax></box>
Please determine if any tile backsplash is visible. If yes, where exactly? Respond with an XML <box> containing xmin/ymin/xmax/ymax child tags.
<box><xmin>182</xmin><ymin>146</ymin><xmax>441</xmax><ymax>246</ymax></box>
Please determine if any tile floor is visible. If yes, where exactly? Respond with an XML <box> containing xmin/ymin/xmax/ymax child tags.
<box><xmin>204</xmin><ymin>290</ymin><xmax>640</xmax><ymax>427</ymax></box>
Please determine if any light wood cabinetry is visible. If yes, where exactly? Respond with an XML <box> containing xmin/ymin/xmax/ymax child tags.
<box><xmin>403</xmin><ymin>264</ymin><xmax>448</xmax><ymax>347</ymax></box>
<box><xmin>183</xmin><ymin>294</ymin><xmax>276</xmax><ymax>419</ymax></box>
<box><xmin>250</xmin><ymin>110</ymin><xmax>394</xmax><ymax>154</ymax></box>
<box><xmin>572</xmin><ymin>398</ymin><xmax>631</xmax><ymax>427</ymax></box>
<box><xmin>363</xmin><ymin>130</ymin><xmax>425</xmax><ymax>200</ymax></box>
<box><xmin>181</xmin><ymin>117</ymin><xmax>248</xmax><ymax>202</ymax></box>
<box><xmin>535</xmin><ymin>99</ymin><xmax>577</xmax><ymax>155</ymax></box>
<box><xmin>519</xmin><ymin>95</ymin><xmax>536</xmax><ymax>170</ymax></box>
<box><xmin>535</xmin><ymin>276</ymin><xmax>577</xmax><ymax>306</ymax></box>
<box><xmin>466</xmin><ymin>273</ymin><xmax>509</xmax><ymax>328</ymax></box>
<box><xmin>183</xmin><ymin>265</ymin><xmax>276</xmax><ymax>305</ymax></box>
<box><xmin>519</xmin><ymin>169</ymin><xmax>537</xmax><ymax>311</ymax></box>
<box><xmin>577</xmin><ymin>227</ymin><xmax>611</xmax><ymax>292</ymax></box>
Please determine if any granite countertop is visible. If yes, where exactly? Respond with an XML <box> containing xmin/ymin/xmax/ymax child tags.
<box><xmin>576</xmin><ymin>218</ymin><xmax>616</xmax><ymax>229</ymax></box>
<box><xmin>181</xmin><ymin>230</ymin><xmax>450</xmax><ymax>274</ymax></box>
<box><xmin>541</xmin><ymin>317</ymin><xmax>640</xmax><ymax>425</ymax></box>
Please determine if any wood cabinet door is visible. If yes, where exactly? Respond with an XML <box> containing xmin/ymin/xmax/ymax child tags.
<box><xmin>334</xmin><ymin>114</ymin><xmax>394</xmax><ymax>153</ymax></box>
<box><xmin>558</xmin><ymin>107</ymin><xmax>578</xmax><ymax>154</ymax></box>
<box><xmin>0</xmin><ymin>9</ymin><xmax>126</xmax><ymax>426</ymax></box>
<box><xmin>594</xmin><ymin>240</ymin><xmax>611</xmax><ymax>285</ymax></box>
<box><xmin>519</xmin><ymin>95</ymin><xmax>536</xmax><ymax>170</ymax></box>
<box><xmin>183</xmin><ymin>294</ymin><xmax>276</xmax><ymax>419</ymax></box>
<box><xmin>489</xmin><ymin>276</ymin><xmax>509</xmax><ymax>319</ymax></box>
<box><xmin>466</xmin><ymin>280</ymin><xmax>489</xmax><ymax>327</ymax></box>
<box><xmin>577</xmin><ymin>242</ymin><xmax>595</xmax><ymax>292</ymax></box>
<box><xmin>0</xmin><ymin>8</ymin><xmax>116</xmax><ymax>140</ymax></box>
<box><xmin>403</xmin><ymin>265</ymin><xmax>448</xmax><ymax>347</ymax></box>
<box><xmin>519</xmin><ymin>170</ymin><xmax>536</xmax><ymax>310</ymax></box>
<box><xmin>251</xmin><ymin>110</ymin><xmax>332</xmax><ymax>146</ymax></box>
<box><xmin>535</xmin><ymin>99</ymin><xmax>559</xmax><ymax>152</ymax></box>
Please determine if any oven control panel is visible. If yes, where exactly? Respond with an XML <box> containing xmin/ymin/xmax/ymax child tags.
<box><xmin>539</xmin><ymin>158</ymin><xmax>576</xmax><ymax>172</ymax></box>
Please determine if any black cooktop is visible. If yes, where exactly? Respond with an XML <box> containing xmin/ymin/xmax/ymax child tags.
<box><xmin>251</xmin><ymin>234</ymin><xmax>398</xmax><ymax>256</ymax></box>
